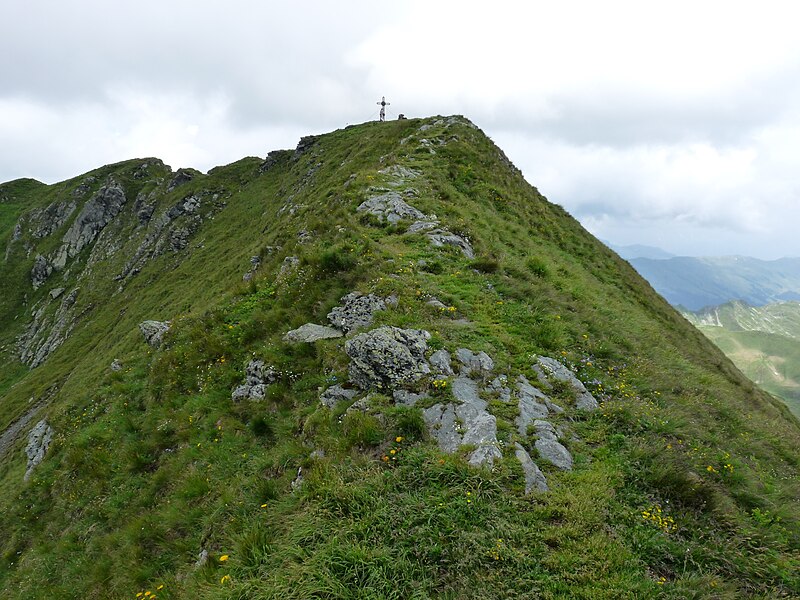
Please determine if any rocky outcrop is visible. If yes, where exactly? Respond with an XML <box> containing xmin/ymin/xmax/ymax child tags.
<box><xmin>357</xmin><ymin>191</ymin><xmax>429</xmax><ymax>225</ymax></box>
<box><xmin>29</xmin><ymin>200</ymin><xmax>77</xmax><ymax>239</ymax></box>
<box><xmin>231</xmin><ymin>360</ymin><xmax>277</xmax><ymax>401</ymax></box>
<box><xmin>455</xmin><ymin>348</ymin><xmax>494</xmax><ymax>378</ymax></box>
<box><xmin>52</xmin><ymin>180</ymin><xmax>127</xmax><ymax>270</ymax></box>
<box><xmin>24</xmin><ymin>419</ymin><xmax>54</xmax><ymax>481</ymax></box>
<box><xmin>514</xmin><ymin>443</ymin><xmax>548</xmax><ymax>493</ymax></box>
<box><xmin>31</xmin><ymin>254</ymin><xmax>53</xmax><ymax>289</ymax></box>
<box><xmin>284</xmin><ymin>323</ymin><xmax>343</xmax><ymax>343</ymax></box>
<box><xmin>327</xmin><ymin>292</ymin><xmax>387</xmax><ymax>333</ymax></box>
<box><xmin>429</xmin><ymin>349</ymin><xmax>455</xmax><ymax>376</ymax></box>
<box><xmin>319</xmin><ymin>385</ymin><xmax>358</xmax><ymax>409</ymax></box>
<box><xmin>515</xmin><ymin>375</ymin><xmax>551</xmax><ymax>435</ymax></box>
<box><xmin>346</xmin><ymin>326</ymin><xmax>431</xmax><ymax>390</ymax></box>
<box><xmin>534</xmin><ymin>356</ymin><xmax>598</xmax><ymax>410</ymax></box>
<box><xmin>18</xmin><ymin>288</ymin><xmax>80</xmax><ymax>368</ymax></box>
<box><xmin>532</xmin><ymin>420</ymin><xmax>573</xmax><ymax>470</ymax></box>
<box><xmin>427</xmin><ymin>230</ymin><xmax>475</xmax><ymax>259</ymax></box>
<box><xmin>139</xmin><ymin>320</ymin><xmax>171</xmax><ymax>348</ymax></box>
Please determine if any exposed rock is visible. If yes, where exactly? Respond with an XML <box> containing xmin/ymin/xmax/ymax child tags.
<box><xmin>320</xmin><ymin>384</ymin><xmax>358</xmax><ymax>409</ymax></box>
<box><xmin>426</xmin><ymin>298</ymin><xmax>448</xmax><ymax>310</ymax></box>
<box><xmin>408</xmin><ymin>220</ymin><xmax>439</xmax><ymax>233</ymax></box>
<box><xmin>231</xmin><ymin>360</ymin><xmax>277</xmax><ymax>401</ymax></box>
<box><xmin>423</xmin><ymin>403</ymin><xmax>461</xmax><ymax>453</ymax></box>
<box><xmin>243</xmin><ymin>256</ymin><xmax>261</xmax><ymax>281</ymax></box>
<box><xmin>167</xmin><ymin>168</ymin><xmax>196</xmax><ymax>191</ymax></box>
<box><xmin>52</xmin><ymin>180</ymin><xmax>127</xmax><ymax>270</ymax></box>
<box><xmin>291</xmin><ymin>466</ymin><xmax>304</xmax><ymax>490</ymax></box>
<box><xmin>533</xmin><ymin>420</ymin><xmax>573</xmax><ymax>470</ymax></box>
<box><xmin>455</xmin><ymin>348</ymin><xmax>494</xmax><ymax>378</ymax></box>
<box><xmin>429</xmin><ymin>349</ymin><xmax>454</xmax><ymax>376</ymax></box>
<box><xmin>30</xmin><ymin>200</ymin><xmax>76</xmax><ymax>239</ymax></box>
<box><xmin>535</xmin><ymin>356</ymin><xmax>599</xmax><ymax>411</ymax></box>
<box><xmin>378</xmin><ymin>165</ymin><xmax>420</xmax><ymax>187</ymax></box>
<box><xmin>110</xmin><ymin>359</ymin><xmax>123</xmax><ymax>372</ymax></box>
<box><xmin>0</xmin><ymin>404</ymin><xmax>44</xmax><ymax>461</ymax></box>
<box><xmin>18</xmin><ymin>288</ymin><xmax>80</xmax><ymax>368</ymax></box>
<box><xmin>168</xmin><ymin>227</ymin><xmax>190</xmax><ymax>251</ymax></box>
<box><xmin>297</xmin><ymin>229</ymin><xmax>312</xmax><ymax>244</ymax></box>
<box><xmin>346</xmin><ymin>396</ymin><xmax>371</xmax><ymax>415</ymax></box>
<box><xmin>345</xmin><ymin>326</ymin><xmax>431</xmax><ymax>391</ymax></box>
<box><xmin>24</xmin><ymin>419</ymin><xmax>54</xmax><ymax>481</ymax></box>
<box><xmin>327</xmin><ymin>292</ymin><xmax>387</xmax><ymax>333</ymax></box>
<box><xmin>516</xmin><ymin>375</ymin><xmax>550</xmax><ymax>435</ymax></box>
<box><xmin>280</xmin><ymin>256</ymin><xmax>300</xmax><ymax>275</ymax></box>
<box><xmin>393</xmin><ymin>389</ymin><xmax>428</xmax><ymax>407</ymax></box>
<box><xmin>357</xmin><ymin>191</ymin><xmax>429</xmax><ymax>224</ymax></box>
<box><xmin>514</xmin><ymin>443</ymin><xmax>548</xmax><ymax>493</ymax></box>
<box><xmin>487</xmin><ymin>375</ymin><xmax>511</xmax><ymax>402</ymax></box>
<box><xmin>49</xmin><ymin>287</ymin><xmax>65</xmax><ymax>300</ymax></box>
<box><xmin>284</xmin><ymin>323</ymin><xmax>343</xmax><ymax>343</ymax></box>
<box><xmin>139</xmin><ymin>320</ymin><xmax>171</xmax><ymax>348</ymax></box>
<box><xmin>194</xmin><ymin>549</ymin><xmax>209</xmax><ymax>569</ymax></box>
<box><xmin>260</xmin><ymin>149</ymin><xmax>292</xmax><ymax>173</ymax></box>
<box><xmin>427</xmin><ymin>230</ymin><xmax>475</xmax><ymax>259</ymax></box>
<box><xmin>31</xmin><ymin>254</ymin><xmax>53</xmax><ymax>289</ymax></box>
<box><xmin>295</xmin><ymin>135</ymin><xmax>319</xmax><ymax>157</ymax></box>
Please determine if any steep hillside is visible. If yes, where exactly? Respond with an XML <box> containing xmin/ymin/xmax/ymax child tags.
<box><xmin>0</xmin><ymin>117</ymin><xmax>798</xmax><ymax>599</ymax></box>
<box><xmin>684</xmin><ymin>301</ymin><xmax>800</xmax><ymax>416</ymax></box>
<box><xmin>630</xmin><ymin>255</ymin><xmax>800</xmax><ymax>310</ymax></box>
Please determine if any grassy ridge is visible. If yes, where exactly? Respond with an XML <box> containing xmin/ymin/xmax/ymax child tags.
<box><xmin>0</xmin><ymin>117</ymin><xmax>798</xmax><ymax>598</ymax></box>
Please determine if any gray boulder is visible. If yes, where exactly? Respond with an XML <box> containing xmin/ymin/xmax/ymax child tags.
<box><xmin>514</xmin><ymin>443</ymin><xmax>548</xmax><ymax>493</ymax></box>
<box><xmin>423</xmin><ymin>403</ymin><xmax>461</xmax><ymax>453</ymax></box>
<box><xmin>408</xmin><ymin>220</ymin><xmax>439</xmax><ymax>233</ymax></box>
<box><xmin>515</xmin><ymin>375</ymin><xmax>550</xmax><ymax>435</ymax></box>
<box><xmin>357</xmin><ymin>191</ymin><xmax>429</xmax><ymax>224</ymax></box>
<box><xmin>280</xmin><ymin>256</ymin><xmax>300</xmax><ymax>275</ymax></box>
<box><xmin>231</xmin><ymin>359</ymin><xmax>277</xmax><ymax>401</ymax></box>
<box><xmin>429</xmin><ymin>349</ymin><xmax>454</xmax><ymax>376</ymax></box>
<box><xmin>427</xmin><ymin>230</ymin><xmax>474</xmax><ymax>259</ymax></box>
<box><xmin>345</xmin><ymin>326</ymin><xmax>431</xmax><ymax>391</ymax></box>
<box><xmin>320</xmin><ymin>384</ymin><xmax>358</xmax><ymax>409</ymax></box>
<box><xmin>488</xmin><ymin>375</ymin><xmax>512</xmax><ymax>402</ymax></box>
<box><xmin>535</xmin><ymin>356</ymin><xmax>598</xmax><ymax>411</ymax></box>
<box><xmin>455</xmin><ymin>348</ymin><xmax>494</xmax><ymax>378</ymax></box>
<box><xmin>139</xmin><ymin>320</ymin><xmax>171</xmax><ymax>348</ymax></box>
<box><xmin>24</xmin><ymin>419</ymin><xmax>54</xmax><ymax>481</ymax></box>
<box><xmin>284</xmin><ymin>323</ymin><xmax>343</xmax><ymax>343</ymax></box>
<box><xmin>327</xmin><ymin>292</ymin><xmax>387</xmax><ymax>333</ymax></box>
<box><xmin>533</xmin><ymin>420</ymin><xmax>573</xmax><ymax>470</ymax></box>
<box><xmin>393</xmin><ymin>389</ymin><xmax>429</xmax><ymax>407</ymax></box>
<box><xmin>110</xmin><ymin>359</ymin><xmax>123</xmax><ymax>372</ymax></box>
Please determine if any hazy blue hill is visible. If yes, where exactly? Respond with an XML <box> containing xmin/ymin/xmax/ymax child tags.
<box><xmin>607</xmin><ymin>243</ymin><xmax>675</xmax><ymax>260</ymax></box>
<box><xmin>630</xmin><ymin>255</ymin><xmax>800</xmax><ymax>310</ymax></box>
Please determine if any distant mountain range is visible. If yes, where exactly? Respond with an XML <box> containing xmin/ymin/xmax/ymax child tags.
<box><xmin>627</xmin><ymin>255</ymin><xmax>800</xmax><ymax>311</ymax></box>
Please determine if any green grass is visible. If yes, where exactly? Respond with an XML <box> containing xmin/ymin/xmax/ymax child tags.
<box><xmin>0</xmin><ymin>116</ymin><xmax>798</xmax><ymax>598</ymax></box>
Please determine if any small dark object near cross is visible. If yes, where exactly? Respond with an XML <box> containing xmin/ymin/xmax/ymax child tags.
<box><xmin>377</xmin><ymin>96</ymin><xmax>390</xmax><ymax>121</ymax></box>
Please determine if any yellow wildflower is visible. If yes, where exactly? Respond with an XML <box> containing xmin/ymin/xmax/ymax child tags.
<box><xmin>219</xmin><ymin>554</ymin><xmax>229</xmax><ymax>562</ymax></box>
<box><xmin>395</xmin><ymin>436</ymin><xmax>403</xmax><ymax>442</ymax></box>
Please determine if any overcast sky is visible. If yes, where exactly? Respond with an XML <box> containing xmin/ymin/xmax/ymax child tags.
<box><xmin>2</xmin><ymin>0</ymin><xmax>800</xmax><ymax>258</ymax></box>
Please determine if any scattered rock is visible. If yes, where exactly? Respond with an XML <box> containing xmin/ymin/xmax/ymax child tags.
<box><xmin>535</xmin><ymin>356</ymin><xmax>599</xmax><ymax>410</ymax></box>
<box><xmin>429</xmin><ymin>349</ymin><xmax>454</xmax><ymax>376</ymax></box>
<box><xmin>514</xmin><ymin>443</ymin><xmax>548</xmax><ymax>493</ymax></box>
<box><xmin>291</xmin><ymin>467</ymin><xmax>304</xmax><ymax>490</ymax></box>
<box><xmin>243</xmin><ymin>255</ymin><xmax>261</xmax><ymax>281</ymax></box>
<box><xmin>110</xmin><ymin>359</ymin><xmax>123</xmax><ymax>372</ymax></box>
<box><xmin>357</xmin><ymin>191</ymin><xmax>429</xmax><ymax>224</ymax></box>
<box><xmin>24</xmin><ymin>419</ymin><xmax>54</xmax><ymax>481</ymax></box>
<box><xmin>297</xmin><ymin>229</ymin><xmax>312</xmax><ymax>244</ymax></box>
<box><xmin>426</xmin><ymin>298</ymin><xmax>448</xmax><ymax>310</ymax></box>
<box><xmin>232</xmin><ymin>360</ymin><xmax>277</xmax><ymax>401</ymax></box>
<box><xmin>345</xmin><ymin>326</ymin><xmax>431</xmax><ymax>391</ymax></box>
<box><xmin>393</xmin><ymin>389</ymin><xmax>429</xmax><ymax>407</ymax></box>
<box><xmin>488</xmin><ymin>375</ymin><xmax>512</xmax><ymax>402</ymax></box>
<box><xmin>422</xmin><ymin>403</ymin><xmax>461</xmax><ymax>453</ymax></box>
<box><xmin>280</xmin><ymin>256</ymin><xmax>300</xmax><ymax>275</ymax></box>
<box><xmin>31</xmin><ymin>254</ymin><xmax>53</xmax><ymax>289</ymax></box>
<box><xmin>408</xmin><ymin>220</ymin><xmax>439</xmax><ymax>233</ymax></box>
<box><xmin>194</xmin><ymin>549</ymin><xmax>209</xmax><ymax>569</ymax></box>
<box><xmin>378</xmin><ymin>165</ymin><xmax>420</xmax><ymax>186</ymax></box>
<box><xmin>327</xmin><ymin>292</ymin><xmax>387</xmax><ymax>333</ymax></box>
<box><xmin>515</xmin><ymin>375</ymin><xmax>550</xmax><ymax>435</ymax></box>
<box><xmin>49</xmin><ymin>287</ymin><xmax>65</xmax><ymax>300</ymax></box>
<box><xmin>284</xmin><ymin>323</ymin><xmax>343</xmax><ymax>343</ymax></box>
<box><xmin>455</xmin><ymin>348</ymin><xmax>494</xmax><ymax>378</ymax></box>
<box><xmin>320</xmin><ymin>384</ymin><xmax>358</xmax><ymax>409</ymax></box>
<box><xmin>167</xmin><ymin>168</ymin><xmax>196</xmax><ymax>191</ymax></box>
<box><xmin>18</xmin><ymin>288</ymin><xmax>80</xmax><ymax>368</ymax></box>
<box><xmin>139</xmin><ymin>320</ymin><xmax>171</xmax><ymax>348</ymax></box>
<box><xmin>260</xmin><ymin>149</ymin><xmax>291</xmax><ymax>173</ymax></box>
<box><xmin>533</xmin><ymin>420</ymin><xmax>573</xmax><ymax>470</ymax></box>
<box><xmin>427</xmin><ymin>230</ymin><xmax>475</xmax><ymax>259</ymax></box>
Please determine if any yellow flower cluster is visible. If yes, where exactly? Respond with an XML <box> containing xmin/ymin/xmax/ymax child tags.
<box><xmin>641</xmin><ymin>505</ymin><xmax>677</xmax><ymax>533</ymax></box>
<box><xmin>134</xmin><ymin>584</ymin><xmax>164</xmax><ymax>599</ymax></box>
<box><xmin>431</xmin><ymin>379</ymin><xmax>448</xmax><ymax>390</ymax></box>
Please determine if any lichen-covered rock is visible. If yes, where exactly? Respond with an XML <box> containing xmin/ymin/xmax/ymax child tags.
<box><xmin>110</xmin><ymin>359</ymin><xmax>123</xmax><ymax>372</ymax></box>
<box><xmin>423</xmin><ymin>403</ymin><xmax>461</xmax><ymax>453</ymax></box>
<box><xmin>535</xmin><ymin>356</ymin><xmax>599</xmax><ymax>410</ymax></box>
<box><xmin>24</xmin><ymin>419</ymin><xmax>54</xmax><ymax>481</ymax></box>
<box><xmin>31</xmin><ymin>254</ymin><xmax>52</xmax><ymax>289</ymax></box>
<box><xmin>280</xmin><ymin>256</ymin><xmax>300</xmax><ymax>275</ymax></box>
<box><xmin>393</xmin><ymin>389</ymin><xmax>428</xmax><ymax>407</ymax></box>
<box><xmin>357</xmin><ymin>191</ymin><xmax>429</xmax><ymax>224</ymax></box>
<box><xmin>345</xmin><ymin>326</ymin><xmax>431</xmax><ymax>391</ymax></box>
<box><xmin>327</xmin><ymin>292</ymin><xmax>387</xmax><ymax>333</ymax></box>
<box><xmin>320</xmin><ymin>384</ymin><xmax>358</xmax><ymax>409</ymax></box>
<box><xmin>284</xmin><ymin>323</ymin><xmax>343</xmax><ymax>343</ymax></box>
<box><xmin>231</xmin><ymin>360</ymin><xmax>277</xmax><ymax>401</ymax></box>
<box><xmin>514</xmin><ymin>442</ymin><xmax>548</xmax><ymax>493</ymax></box>
<box><xmin>18</xmin><ymin>288</ymin><xmax>80</xmax><ymax>368</ymax></box>
<box><xmin>533</xmin><ymin>420</ymin><xmax>573</xmax><ymax>470</ymax></box>
<box><xmin>139</xmin><ymin>320</ymin><xmax>171</xmax><ymax>348</ymax></box>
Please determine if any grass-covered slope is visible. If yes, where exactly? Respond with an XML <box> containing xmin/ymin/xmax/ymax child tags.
<box><xmin>0</xmin><ymin>117</ymin><xmax>798</xmax><ymax>599</ymax></box>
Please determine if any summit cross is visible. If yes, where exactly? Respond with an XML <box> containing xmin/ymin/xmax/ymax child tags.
<box><xmin>377</xmin><ymin>96</ymin><xmax>390</xmax><ymax>122</ymax></box>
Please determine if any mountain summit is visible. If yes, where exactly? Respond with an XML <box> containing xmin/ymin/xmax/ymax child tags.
<box><xmin>0</xmin><ymin>116</ymin><xmax>798</xmax><ymax>598</ymax></box>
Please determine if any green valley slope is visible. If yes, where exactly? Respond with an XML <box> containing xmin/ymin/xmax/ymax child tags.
<box><xmin>0</xmin><ymin>117</ymin><xmax>798</xmax><ymax>599</ymax></box>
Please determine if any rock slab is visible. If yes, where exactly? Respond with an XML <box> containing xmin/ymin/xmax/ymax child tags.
<box><xmin>346</xmin><ymin>326</ymin><xmax>430</xmax><ymax>390</ymax></box>
<box><xmin>24</xmin><ymin>419</ymin><xmax>54</xmax><ymax>481</ymax></box>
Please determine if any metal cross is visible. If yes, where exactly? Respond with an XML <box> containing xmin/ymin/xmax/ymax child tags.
<box><xmin>377</xmin><ymin>96</ymin><xmax>390</xmax><ymax>121</ymax></box>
